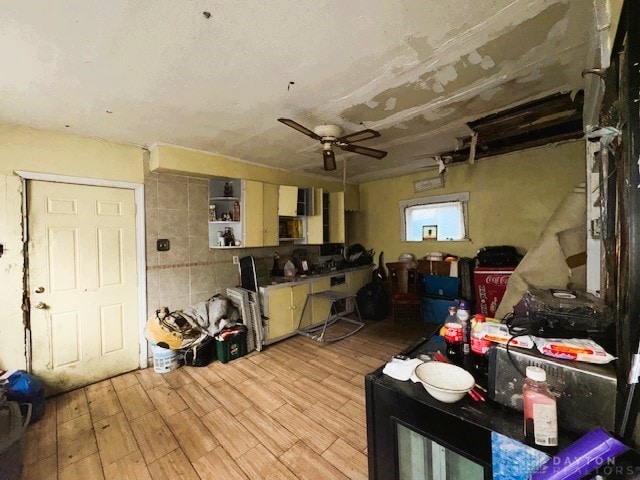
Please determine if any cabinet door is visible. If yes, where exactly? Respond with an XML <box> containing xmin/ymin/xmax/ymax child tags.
<box><xmin>278</xmin><ymin>185</ymin><xmax>298</xmax><ymax>217</ymax></box>
<box><xmin>310</xmin><ymin>277</ymin><xmax>331</xmax><ymax>326</ymax></box>
<box><xmin>243</xmin><ymin>180</ymin><xmax>264</xmax><ymax>247</ymax></box>
<box><xmin>329</xmin><ymin>191</ymin><xmax>345</xmax><ymax>243</ymax></box>
<box><xmin>266</xmin><ymin>287</ymin><xmax>294</xmax><ymax>341</ymax></box>
<box><xmin>306</xmin><ymin>187</ymin><xmax>323</xmax><ymax>244</ymax></box>
<box><xmin>263</xmin><ymin>183</ymin><xmax>279</xmax><ymax>246</ymax></box>
<box><xmin>291</xmin><ymin>283</ymin><xmax>311</xmax><ymax>332</ymax></box>
<box><xmin>349</xmin><ymin>267</ymin><xmax>372</xmax><ymax>293</ymax></box>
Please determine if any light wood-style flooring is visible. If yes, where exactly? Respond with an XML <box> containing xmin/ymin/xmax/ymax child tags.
<box><xmin>21</xmin><ymin>318</ymin><xmax>431</xmax><ymax>480</ymax></box>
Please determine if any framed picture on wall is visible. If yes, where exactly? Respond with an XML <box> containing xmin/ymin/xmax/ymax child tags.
<box><xmin>423</xmin><ymin>225</ymin><xmax>437</xmax><ymax>240</ymax></box>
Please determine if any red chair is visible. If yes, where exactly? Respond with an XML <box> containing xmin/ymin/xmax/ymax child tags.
<box><xmin>386</xmin><ymin>262</ymin><xmax>423</xmax><ymax>322</ymax></box>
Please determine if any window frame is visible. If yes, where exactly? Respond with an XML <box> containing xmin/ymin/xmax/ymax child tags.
<box><xmin>399</xmin><ymin>192</ymin><xmax>470</xmax><ymax>242</ymax></box>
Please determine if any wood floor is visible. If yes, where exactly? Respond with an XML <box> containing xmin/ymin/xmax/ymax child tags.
<box><xmin>21</xmin><ymin>317</ymin><xmax>430</xmax><ymax>480</ymax></box>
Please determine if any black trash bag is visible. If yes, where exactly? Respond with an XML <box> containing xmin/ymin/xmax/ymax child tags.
<box><xmin>356</xmin><ymin>252</ymin><xmax>389</xmax><ymax>321</ymax></box>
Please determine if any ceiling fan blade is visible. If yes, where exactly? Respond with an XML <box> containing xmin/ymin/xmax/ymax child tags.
<box><xmin>277</xmin><ymin>118</ymin><xmax>321</xmax><ymax>140</ymax></box>
<box><xmin>338</xmin><ymin>128</ymin><xmax>381</xmax><ymax>143</ymax></box>
<box><xmin>338</xmin><ymin>143</ymin><xmax>388</xmax><ymax>159</ymax></box>
<box><xmin>323</xmin><ymin>149</ymin><xmax>337</xmax><ymax>171</ymax></box>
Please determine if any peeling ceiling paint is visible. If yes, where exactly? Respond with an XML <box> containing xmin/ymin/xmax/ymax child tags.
<box><xmin>0</xmin><ymin>0</ymin><xmax>592</xmax><ymax>183</ymax></box>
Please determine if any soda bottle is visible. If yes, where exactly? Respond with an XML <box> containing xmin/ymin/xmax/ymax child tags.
<box><xmin>443</xmin><ymin>306</ymin><xmax>462</xmax><ymax>363</ymax></box>
<box><xmin>470</xmin><ymin>314</ymin><xmax>491</xmax><ymax>379</ymax></box>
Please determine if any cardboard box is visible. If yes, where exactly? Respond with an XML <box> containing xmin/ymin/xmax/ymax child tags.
<box><xmin>417</xmin><ymin>259</ymin><xmax>450</xmax><ymax>276</ymax></box>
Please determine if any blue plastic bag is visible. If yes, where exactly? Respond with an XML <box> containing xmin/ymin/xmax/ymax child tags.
<box><xmin>1</xmin><ymin>370</ymin><xmax>45</xmax><ymax>423</ymax></box>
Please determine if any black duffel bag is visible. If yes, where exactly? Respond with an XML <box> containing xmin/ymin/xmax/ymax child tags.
<box><xmin>356</xmin><ymin>252</ymin><xmax>389</xmax><ymax>321</ymax></box>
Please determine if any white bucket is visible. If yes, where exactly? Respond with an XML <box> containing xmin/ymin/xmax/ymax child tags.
<box><xmin>152</xmin><ymin>345</ymin><xmax>179</xmax><ymax>374</ymax></box>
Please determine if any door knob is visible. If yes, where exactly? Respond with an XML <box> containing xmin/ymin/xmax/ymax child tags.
<box><xmin>34</xmin><ymin>302</ymin><xmax>47</xmax><ymax>309</ymax></box>
<box><xmin>35</xmin><ymin>287</ymin><xmax>45</xmax><ymax>293</ymax></box>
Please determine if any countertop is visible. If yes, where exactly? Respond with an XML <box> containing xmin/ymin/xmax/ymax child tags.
<box><xmin>258</xmin><ymin>264</ymin><xmax>374</xmax><ymax>291</ymax></box>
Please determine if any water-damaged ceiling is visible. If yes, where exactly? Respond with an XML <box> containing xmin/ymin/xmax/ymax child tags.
<box><xmin>0</xmin><ymin>1</ymin><xmax>591</xmax><ymax>183</ymax></box>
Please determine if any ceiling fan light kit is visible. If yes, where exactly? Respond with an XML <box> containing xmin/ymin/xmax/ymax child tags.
<box><xmin>277</xmin><ymin>118</ymin><xmax>388</xmax><ymax>171</ymax></box>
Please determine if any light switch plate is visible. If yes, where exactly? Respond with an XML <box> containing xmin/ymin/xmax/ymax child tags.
<box><xmin>157</xmin><ymin>239</ymin><xmax>170</xmax><ymax>251</ymax></box>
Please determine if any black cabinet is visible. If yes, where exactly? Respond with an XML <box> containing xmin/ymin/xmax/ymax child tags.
<box><xmin>365</xmin><ymin>336</ymin><xmax>575</xmax><ymax>479</ymax></box>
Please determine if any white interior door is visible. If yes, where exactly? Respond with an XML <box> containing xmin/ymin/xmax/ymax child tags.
<box><xmin>28</xmin><ymin>180</ymin><xmax>139</xmax><ymax>393</ymax></box>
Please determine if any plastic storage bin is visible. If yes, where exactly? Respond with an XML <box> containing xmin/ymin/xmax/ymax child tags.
<box><xmin>421</xmin><ymin>296</ymin><xmax>458</xmax><ymax>324</ymax></box>
<box><xmin>424</xmin><ymin>275</ymin><xmax>460</xmax><ymax>298</ymax></box>
<box><xmin>216</xmin><ymin>330</ymin><xmax>247</xmax><ymax>364</ymax></box>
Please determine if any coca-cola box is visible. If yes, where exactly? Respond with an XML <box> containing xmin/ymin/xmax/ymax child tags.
<box><xmin>473</xmin><ymin>266</ymin><xmax>515</xmax><ymax>317</ymax></box>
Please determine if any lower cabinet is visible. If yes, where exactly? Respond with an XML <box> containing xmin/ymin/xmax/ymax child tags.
<box><xmin>262</xmin><ymin>267</ymin><xmax>374</xmax><ymax>344</ymax></box>
<box><xmin>265</xmin><ymin>283</ymin><xmax>310</xmax><ymax>342</ymax></box>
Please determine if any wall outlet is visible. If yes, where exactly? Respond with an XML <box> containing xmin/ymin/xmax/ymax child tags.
<box><xmin>232</xmin><ymin>255</ymin><xmax>239</xmax><ymax>265</ymax></box>
<box><xmin>157</xmin><ymin>239</ymin><xmax>170</xmax><ymax>251</ymax></box>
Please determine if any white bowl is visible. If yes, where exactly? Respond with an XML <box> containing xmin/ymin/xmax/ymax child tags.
<box><xmin>414</xmin><ymin>362</ymin><xmax>475</xmax><ymax>403</ymax></box>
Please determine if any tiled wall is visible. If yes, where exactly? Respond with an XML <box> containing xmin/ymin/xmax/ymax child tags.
<box><xmin>144</xmin><ymin>169</ymin><xmax>319</xmax><ymax>318</ymax></box>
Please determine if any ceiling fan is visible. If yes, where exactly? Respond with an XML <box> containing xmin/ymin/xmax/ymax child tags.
<box><xmin>277</xmin><ymin>118</ymin><xmax>388</xmax><ymax>171</ymax></box>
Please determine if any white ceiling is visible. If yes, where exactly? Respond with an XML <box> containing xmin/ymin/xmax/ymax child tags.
<box><xmin>0</xmin><ymin>1</ymin><xmax>591</xmax><ymax>183</ymax></box>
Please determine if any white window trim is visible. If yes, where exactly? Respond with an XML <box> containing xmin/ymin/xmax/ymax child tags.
<box><xmin>399</xmin><ymin>191</ymin><xmax>470</xmax><ymax>242</ymax></box>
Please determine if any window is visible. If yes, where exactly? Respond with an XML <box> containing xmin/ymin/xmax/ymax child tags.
<box><xmin>400</xmin><ymin>192</ymin><xmax>469</xmax><ymax>242</ymax></box>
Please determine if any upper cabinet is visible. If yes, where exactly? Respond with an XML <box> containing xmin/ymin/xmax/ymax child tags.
<box><xmin>263</xmin><ymin>183</ymin><xmax>279</xmax><ymax>247</ymax></box>
<box><xmin>243</xmin><ymin>180</ymin><xmax>264</xmax><ymax>248</ymax></box>
<box><xmin>306</xmin><ymin>189</ymin><xmax>345</xmax><ymax>244</ymax></box>
<box><xmin>209</xmin><ymin>178</ymin><xmax>243</xmax><ymax>248</ymax></box>
<box><xmin>328</xmin><ymin>191</ymin><xmax>345</xmax><ymax>243</ymax></box>
<box><xmin>209</xmin><ymin>178</ymin><xmax>279</xmax><ymax>248</ymax></box>
<box><xmin>209</xmin><ymin>178</ymin><xmax>344</xmax><ymax>248</ymax></box>
<box><xmin>278</xmin><ymin>185</ymin><xmax>298</xmax><ymax>217</ymax></box>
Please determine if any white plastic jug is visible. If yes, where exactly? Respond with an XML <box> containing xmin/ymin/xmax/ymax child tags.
<box><xmin>283</xmin><ymin>260</ymin><xmax>296</xmax><ymax>278</ymax></box>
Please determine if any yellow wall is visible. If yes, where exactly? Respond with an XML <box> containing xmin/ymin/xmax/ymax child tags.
<box><xmin>150</xmin><ymin>144</ymin><xmax>360</xmax><ymax>210</ymax></box>
<box><xmin>0</xmin><ymin>124</ymin><xmax>145</xmax><ymax>370</ymax></box>
<box><xmin>350</xmin><ymin>140</ymin><xmax>586</xmax><ymax>262</ymax></box>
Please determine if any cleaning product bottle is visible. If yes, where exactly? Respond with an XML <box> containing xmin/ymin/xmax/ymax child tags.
<box><xmin>457</xmin><ymin>299</ymin><xmax>471</xmax><ymax>356</ymax></box>
<box><xmin>523</xmin><ymin>366</ymin><xmax>558</xmax><ymax>453</ymax></box>
<box><xmin>470</xmin><ymin>314</ymin><xmax>491</xmax><ymax>378</ymax></box>
<box><xmin>443</xmin><ymin>306</ymin><xmax>462</xmax><ymax>363</ymax></box>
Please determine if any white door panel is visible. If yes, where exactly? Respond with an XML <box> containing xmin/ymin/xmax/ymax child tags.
<box><xmin>29</xmin><ymin>181</ymin><xmax>139</xmax><ymax>393</ymax></box>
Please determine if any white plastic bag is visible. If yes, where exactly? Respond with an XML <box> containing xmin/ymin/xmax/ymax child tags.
<box><xmin>534</xmin><ymin>337</ymin><xmax>616</xmax><ymax>364</ymax></box>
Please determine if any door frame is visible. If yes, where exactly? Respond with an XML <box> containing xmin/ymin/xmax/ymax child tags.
<box><xmin>16</xmin><ymin>170</ymin><xmax>148</xmax><ymax>370</ymax></box>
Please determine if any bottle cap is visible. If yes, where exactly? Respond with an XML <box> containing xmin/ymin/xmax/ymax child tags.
<box><xmin>457</xmin><ymin>299</ymin><xmax>469</xmax><ymax>310</ymax></box>
<box><xmin>474</xmin><ymin>314</ymin><xmax>486</xmax><ymax>323</ymax></box>
<box><xmin>448</xmin><ymin>306</ymin><xmax>457</xmax><ymax>313</ymax></box>
<box><xmin>526</xmin><ymin>366</ymin><xmax>546</xmax><ymax>382</ymax></box>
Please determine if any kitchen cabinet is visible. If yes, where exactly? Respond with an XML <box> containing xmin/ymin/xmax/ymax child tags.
<box><xmin>209</xmin><ymin>178</ymin><xmax>243</xmax><ymax>248</ymax></box>
<box><xmin>306</xmin><ymin>188</ymin><xmax>324</xmax><ymax>244</ymax></box>
<box><xmin>260</xmin><ymin>265</ymin><xmax>373</xmax><ymax>344</ymax></box>
<box><xmin>209</xmin><ymin>178</ymin><xmax>279</xmax><ymax>248</ymax></box>
<box><xmin>278</xmin><ymin>185</ymin><xmax>298</xmax><ymax>217</ymax></box>
<box><xmin>348</xmin><ymin>267</ymin><xmax>372</xmax><ymax>293</ymax></box>
<box><xmin>263</xmin><ymin>183</ymin><xmax>279</xmax><ymax>246</ymax></box>
<box><xmin>329</xmin><ymin>191</ymin><xmax>345</xmax><ymax>243</ymax></box>
<box><xmin>264</xmin><ymin>283</ymin><xmax>310</xmax><ymax>342</ymax></box>
<box><xmin>305</xmin><ymin>189</ymin><xmax>345</xmax><ymax>244</ymax></box>
<box><xmin>243</xmin><ymin>180</ymin><xmax>264</xmax><ymax>247</ymax></box>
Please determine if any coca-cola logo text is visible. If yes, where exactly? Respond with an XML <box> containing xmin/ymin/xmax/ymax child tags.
<box><xmin>484</xmin><ymin>275</ymin><xmax>510</xmax><ymax>285</ymax></box>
